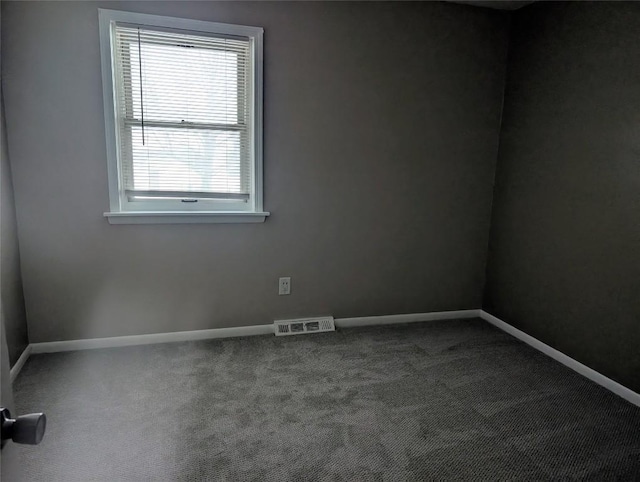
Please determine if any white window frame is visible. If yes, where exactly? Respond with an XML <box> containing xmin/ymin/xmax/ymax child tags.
<box><xmin>98</xmin><ymin>9</ymin><xmax>268</xmax><ymax>224</ymax></box>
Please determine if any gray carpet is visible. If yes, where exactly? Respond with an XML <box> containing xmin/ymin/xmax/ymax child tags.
<box><xmin>11</xmin><ymin>318</ymin><xmax>640</xmax><ymax>481</ymax></box>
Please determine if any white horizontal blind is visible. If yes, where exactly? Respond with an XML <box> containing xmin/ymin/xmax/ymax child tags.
<box><xmin>113</xmin><ymin>25</ymin><xmax>252</xmax><ymax>202</ymax></box>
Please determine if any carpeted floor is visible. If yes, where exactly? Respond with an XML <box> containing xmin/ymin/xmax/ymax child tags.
<box><xmin>11</xmin><ymin>318</ymin><xmax>640</xmax><ymax>481</ymax></box>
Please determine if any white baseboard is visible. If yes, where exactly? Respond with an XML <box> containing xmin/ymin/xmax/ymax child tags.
<box><xmin>480</xmin><ymin>310</ymin><xmax>640</xmax><ymax>408</ymax></box>
<box><xmin>335</xmin><ymin>309</ymin><xmax>481</xmax><ymax>328</ymax></box>
<box><xmin>28</xmin><ymin>310</ymin><xmax>479</xmax><ymax>355</ymax></box>
<box><xmin>10</xmin><ymin>310</ymin><xmax>476</xmax><ymax>382</ymax></box>
<box><xmin>18</xmin><ymin>308</ymin><xmax>639</xmax><ymax>408</ymax></box>
<box><xmin>30</xmin><ymin>324</ymin><xmax>274</xmax><ymax>354</ymax></box>
<box><xmin>10</xmin><ymin>344</ymin><xmax>32</xmax><ymax>383</ymax></box>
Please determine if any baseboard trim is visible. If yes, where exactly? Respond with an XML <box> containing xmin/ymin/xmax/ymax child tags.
<box><xmin>19</xmin><ymin>309</ymin><xmax>639</xmax><ymax>408</ymax></box>
<box><xmin>335</xmin><ymin>309</ymin><xmax>481</xmax><ymax>328</ymax></box>
<box><xmin>10</xmin><ymin>344</ymin><xmax>32</xmax><ymax>383</ymax></box>
<box><xmin>479</xmin><ymin>310</ymin><xmax>640</xmax><ymax>408</ymax></box>
<box><xmin>27</xmin><ymin>309</ymin><xmax>480</xmax><ymax>355</ymax></box>
<box><xmin>30</xmin><ymin>324</ymin><xmax>274</xmax><ymax>354</ymax></box>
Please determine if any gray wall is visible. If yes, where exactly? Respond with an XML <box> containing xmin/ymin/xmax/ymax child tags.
<box><xmin>1</xmin><ymin>1</ymin><xmax>509</xmax><ymax>342</ymax></box>
<box><xmin>1</xmin><ymin>90</ymin><xmax>29</xmax><ymax>365</ymax></box>
<box><xmin>484</xmin><ymin>2</ymin><xmax>640</xmax><ymax>392</ymax></box>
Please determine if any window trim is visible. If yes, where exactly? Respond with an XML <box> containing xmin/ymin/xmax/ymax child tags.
<box><xmin>98</xmin><ymin>9</ymin><xmax>267</xmax><ymax>224</ymax></box>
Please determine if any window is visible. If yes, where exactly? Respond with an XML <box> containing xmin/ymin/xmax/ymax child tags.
<box><xmin>99</xmin><ymin>10</ymin><xmax>267</xmax><ymax>224</ymax></box>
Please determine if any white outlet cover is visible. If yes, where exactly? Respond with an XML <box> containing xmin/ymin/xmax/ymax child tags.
<box><xmin>278</xmin><ymin>277</ymin><xmax>291</xmax><ymax>295</ymax></box>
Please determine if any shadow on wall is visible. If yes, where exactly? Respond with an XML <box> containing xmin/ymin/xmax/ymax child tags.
<box><xmin>483</xmin><ymin>1</ymin><xmax>640</xmax><ymax>393</ymax></box>
<box><xmin>1</xmin><ymin>89</ymin><xmax>29</xmax><ymax>366</ymax></box>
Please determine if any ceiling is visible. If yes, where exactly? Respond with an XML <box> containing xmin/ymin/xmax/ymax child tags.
<box><xmin>448</xmin><ymin>1</ymin><xmax>536</xmax><ymax>10</ymax></box>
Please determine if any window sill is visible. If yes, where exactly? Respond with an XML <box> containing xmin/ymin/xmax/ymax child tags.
<box><xmin>104</xmin><ymin>211</ymin><xmax>270</xmax><ymax>225</ymax></box>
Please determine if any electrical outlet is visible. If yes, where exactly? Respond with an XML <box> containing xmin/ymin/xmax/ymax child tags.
<box><xmin>278</xmin><ymin>277</ymin><xmax>291</xmax><ymax>295</ymax></box>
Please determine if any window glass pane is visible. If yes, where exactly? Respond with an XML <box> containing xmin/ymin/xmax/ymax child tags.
<box><xmin>129</xmin><ymin>126</ymin><xmax>243</xmax><ymax>194</ymax></box>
